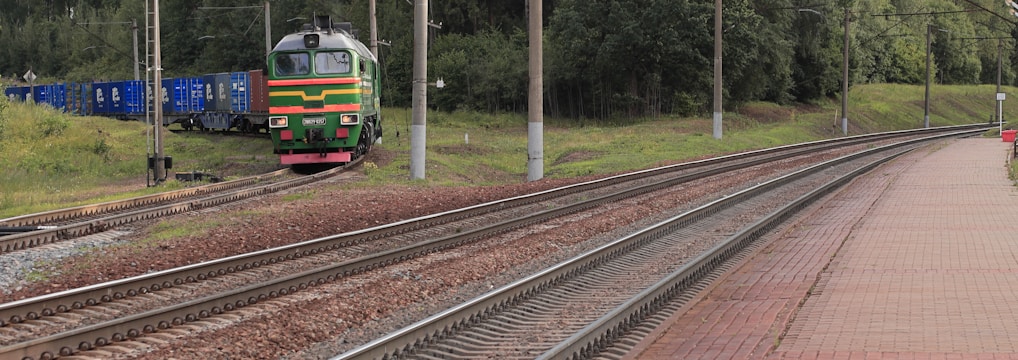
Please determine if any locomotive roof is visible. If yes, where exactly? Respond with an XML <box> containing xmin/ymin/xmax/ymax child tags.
<box><xmin>272</xmin><ymin>28</ymin><xmax>376</xmax><ymax>62</ymax></box>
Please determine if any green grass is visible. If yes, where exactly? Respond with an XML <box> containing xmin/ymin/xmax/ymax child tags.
<box><xmin>2</xmin><ymin>82</ymin><xmax>1016</xmax><ymax>219</ymax></box>
<box><xmin>282</xmin><ymin>190</ymin><xmax>316</xmax><ymax>201</ymax></box>
<box><xmin>23</xmin><ymin>264</ymin><xmax>55</xmax><ymax>282</ymax></box>
<box><xmin>113</xmin><ymin>209</ymin><xmax>265</xmax><ymax>252</ymax></box>
<box><xmin>0</xmin><ymin>100</ymin><xmax>279</xmax><ymax>218</ymax></box>
<box><xmin>367</xmin><ymin>83</ymin><xmax>1014</xmax><ymax>186</ymax></box>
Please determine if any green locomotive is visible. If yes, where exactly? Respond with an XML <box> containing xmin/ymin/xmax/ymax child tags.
<box><xmin>268</xmin><ymin>16</ymin><xmax>381</xmax><ymax>166</ymax></box>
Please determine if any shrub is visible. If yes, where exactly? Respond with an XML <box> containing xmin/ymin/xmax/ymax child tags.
<box><xmin>41</xmin><ymin>114</ymin><xmax>69</xmax><ymax>137</ymax></box>
<box><xmin>92</xmin><ymin>136</ymin><xmax>112</xmax><ymax>161</ymax></box>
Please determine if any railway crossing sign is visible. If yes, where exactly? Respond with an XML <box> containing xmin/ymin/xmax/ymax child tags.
<box><xmin>22</xmin><ymin>69</ymin><xmax>36</xmax><ymax>83</ymax></box>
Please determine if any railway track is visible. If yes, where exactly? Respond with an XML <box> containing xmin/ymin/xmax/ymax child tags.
<box><xmin>0</xmin><ymin>158</ymin><xmax>362</xmax><ymax>254</ymax></box>
<box><xmin>336</xmin><ymin>131</ymin><xmax>969</xmax><ymax>360</ymax></box>
<box><xmin>0</xmin><ymin>126</ymin><xmax>988</xmax><ymax>359</ymax></box>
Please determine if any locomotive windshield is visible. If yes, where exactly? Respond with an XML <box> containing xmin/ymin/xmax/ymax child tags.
<box><xmin>315</xmin><ymin>51</ymin><xmax>352</xmax><ymax>74</ymax></box>
<box><xmin>274</xmin><ymin>52</ymin><xmax>310</xmax><ymax>76</ymax></box>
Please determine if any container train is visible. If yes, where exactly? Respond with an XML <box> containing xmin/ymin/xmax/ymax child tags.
<box><xmin>266</xmin><ymin>15</ymin><xmax>382</xmax><ymax>166</ymax></box>
<box><xmin>4</xmin><ymin>14</ymin><xmax>381</xmax><ymax>167</ymax></box>
<box><xmin>4</xmin><ymin>70</ymin><xmax>270</xmax><ymax>133</ymax></box>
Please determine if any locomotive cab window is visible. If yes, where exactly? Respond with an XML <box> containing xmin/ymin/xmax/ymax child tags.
<box><xmin>316</xmin><ymin>51</ymin><xmax>351</xmax><ymax>74</ymax></box>
<box><xmin>274</xmin><ymin>52</ymin><xmax>310</xmax><ymax>76</ymax></box>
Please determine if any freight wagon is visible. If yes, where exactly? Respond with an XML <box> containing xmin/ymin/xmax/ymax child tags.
<box><xmin>3</xmin><ymin>70</ymin><xmax>270</xmax><ymax>133</ymax></box>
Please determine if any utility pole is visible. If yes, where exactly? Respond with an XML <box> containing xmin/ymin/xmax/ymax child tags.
<box><xmin>73</xmin><ymin>20</ymin><xmax>139</xmax><ymax>80</ymax></box>
<box><xmin>712</xmin><ymin>0</ymin><xmax>723</xmax><ymax>140</ymax></box>
<box><xmin>410</xmin><ymin>0</ymin><xmax>428</xmax><ymax>180</ymax></box>
<box><xmin>264</xmin><ymin>1</ymin><xmax>271</xmax><ymax>57</ymax></box>
<box><xmin>527</xmin><ymin>0</ymin><xmax>544</xmax><ymax>181</ymax></box>
<box><xmin>924</xmin><ymin>24</ymin><xmax>931</xmax><ymax>129</ymax></box>
<box><xmin>132</xmin><ymin>19</ymin><xmax>139</xmax><ymax>80</ymax></box>
<box><xmin>842</xmin><ymin>7</ymin><xmax>849</xmax><ymax>135</ymax></box>
<box><xmin>369</xmin><ymin>0</ymin><xmax>378</xmax><ymax>58</ymax></box>
<box><xmin>997</xmin><ymin>38</ymin><xmax>1003</xmax><ymax>129</ymax></box>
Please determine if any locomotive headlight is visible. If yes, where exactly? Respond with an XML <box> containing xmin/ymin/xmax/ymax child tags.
<box><xmin>269</xmin><ymin>116</ymin><xmax>289</xmax><ymax>128</ymax></box>
<box><xmin>340</xmin><ymin>114</ymin><xmax>359</xmax><ymax>125</ymax></box>
<box><xmin>304</xmin><ymin>34</ymin><xmax>320</xmax><ymax>48</ymax></box>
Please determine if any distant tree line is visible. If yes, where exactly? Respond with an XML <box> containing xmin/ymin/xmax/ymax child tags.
<box><xmin>0</xmin><ymin>0</ymin><xmax>1015</xmax><ymax>119</ymax></box>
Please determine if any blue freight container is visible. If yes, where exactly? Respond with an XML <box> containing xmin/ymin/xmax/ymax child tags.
<box><xmin>201</xmin><ymin>74</ymin><xmax>218</xmax><ymax>111</ymax></box>
<box><xmin>174</xmin><ymin>79</ymin><xmax>186</xmax><ymax>112</ymax></box>
<box><xmin>50</xmin><ymin>83</ymin><xmax>68</xmax><ymax>111</ymax></box>
<box><xmin>190</xmin><ymin>77</ymin><xmax>204</xmax><ymax>112</ymax></box>
<box><xmin>230</xmin><ymin>71</ymin><xmax>250</xmax><ymax>112</ymax></box>
<box><xmin>92</xmin><ymin>82</ymin><xmax>111</xmax><ymax>114</ymax></box>
<box><xmin>4</xmin><ymin>86</ymin><xmax>27</xmax><ymax>102</ymax></box>
<box><xmin>211</xmin><ymin>73</ymin><xmax>231</xmax><ymax>112</ymax></box>
<box><xmin>108</xmin><ymin>81</ymin><xmax>127</xmax><ymax>114</ymax></box>
<box><xmin>32</xmin><ymin>85</ymin><xmax>52</xmax><ymax>107</ymax></box>
<box><xmin>161</xmin><ymin>78</ymin><xmax>190</xmax><ymax>114</ymax></box>
<box><xmin>123</xmin><ymin>80</ymin><xmax>145</xmax><ymax>115</ymax></box>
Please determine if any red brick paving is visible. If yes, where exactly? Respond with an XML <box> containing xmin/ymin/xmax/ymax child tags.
<box><xmin>627</xmin><ymin>138</ymin><xmax>1018</xmax><ymax>359</ymax></box>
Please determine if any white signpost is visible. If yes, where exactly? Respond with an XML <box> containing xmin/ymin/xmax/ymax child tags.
<box><xmin>998</xmin><ymin>92</ymin><xmax>1007</xmax><ymax>134</ymax></box>
<box><xmin>23</xmin><ymin>69</ymin><xmax>36</xmax><ymax>102</ymax></box>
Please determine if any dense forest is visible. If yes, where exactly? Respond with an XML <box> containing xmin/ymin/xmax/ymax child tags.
<box><xmin>1</xmin><ymin>0</ymin><xmax>1016</xmax><ymax>119</ymax></box>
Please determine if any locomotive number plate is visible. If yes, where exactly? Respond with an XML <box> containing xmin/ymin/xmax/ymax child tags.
<box><xmin>302</xmin><ymin>117</ymin><xmax>326</xmax><ymax>126</ymax></box>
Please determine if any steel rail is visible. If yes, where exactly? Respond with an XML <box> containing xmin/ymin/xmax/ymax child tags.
<box><xmin>0</xmin><ymin>127</ymin><xmax>985</xmax><ymax>360</ymax></box>
<box><xmin>0</xmin><ymin>168</ymin><xmax>290</xmax><ymax>228</ymax></box>
<box><xmin>0</xmin><ymin>161</ymin><xmax>356</xmax><ymax>254</ymax></box>
<box><xmin>538</xmin><ymin>147</ymin><xmax>911</xmax><ymax>360</ymax></box>
<box><xmin>334</xmin><ymin>129</ymin><xmax>977</xmax><ymax>360</ymax></box>
<box><xmin>0</xmin><ymin>126</ymin><xmax>966</xmax><ymax>329</ymax></box>
<box><xmin>0</xmin><ymin>124</ymin><xmax>980</xmax><ymax>231</ymax></box>
<box><xmin>0</xmin><ymin>135</ymin><xmax>811</xmax><ymax>331</ymax></box>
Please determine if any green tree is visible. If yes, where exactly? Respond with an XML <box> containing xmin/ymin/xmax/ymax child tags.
<box><xmin>548</xmin><ymin>0</ymin><xmax>719</xmax><ymax>118</ymax></box>
<box><xmin>430</xmin><ymin>29</ymin><xmax>527</xmax><ymax>112</ymax></box>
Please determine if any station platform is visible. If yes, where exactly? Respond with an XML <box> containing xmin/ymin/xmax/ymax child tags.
<box><xmin>626</xmin><ymin>137</ymin><xmax>1018</xmax><ymax>359</ymax></box>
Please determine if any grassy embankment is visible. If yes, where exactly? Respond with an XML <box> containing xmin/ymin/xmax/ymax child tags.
<box><xmin>1</xmin><ymin>83</ymin><xmax>1014</xmax><ymax>219</ymax></box>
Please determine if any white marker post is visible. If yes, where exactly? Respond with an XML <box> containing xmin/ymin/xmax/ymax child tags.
<box><xmin>998</xmin><ymin>92</ymin><xmax>1006</xmax><ymax>135</ymax></box>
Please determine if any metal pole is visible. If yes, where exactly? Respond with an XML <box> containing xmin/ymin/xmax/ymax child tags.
<box><xmin>527</xmin><ymin>0</ymin><xmax>544</xmax><ymax>181</ymax></box>
<box><xmin>145</xmin><ymin>1</ymin><xmax>151</xmax><ymax>187</ymax></box>
<box><xmin>153</xmin><ymin>0</ymin><xmax>166</xmax><ymax>183</ymax></box>
<box><xmin>132</xmin><ymin>19</ymin><xmax>139</xmax><ymax>81</ymax></box>
<box><xmin>841</xmin><ymin>7</ymin><xmax>849</xmax><ymax>135</ymax></box>
<box><xmin>369</xmin><ymin>0</ymin><xmax>378</xmax><ymax>58</ymax></box>
<box><xmin>410</xmin><ymin>0</ymin><xmax>428</xmax><ymax>180</ymax></box>
<box><xmin>264</xmin><ymin>1</ymin><xmax>271</xmax><ymax>57</ymax></box>
<box><xmin>712</xmin><ymin>0</ymin><xmax>722</xmax><ymax>140</ymax></box>
<box><xmin>998</xmin><ymin>38</ymin><xmax>1003</xmax><ymax>130</ymax></box>
<box><xmin>28</xmin><ymin>67</ymin><xmax>34</xmax><ymax>103</ymax></box>
<box><xmin>924</xmin><ymin>24</ymin><xmax>931</xmax><ymax>129</ymax></box>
